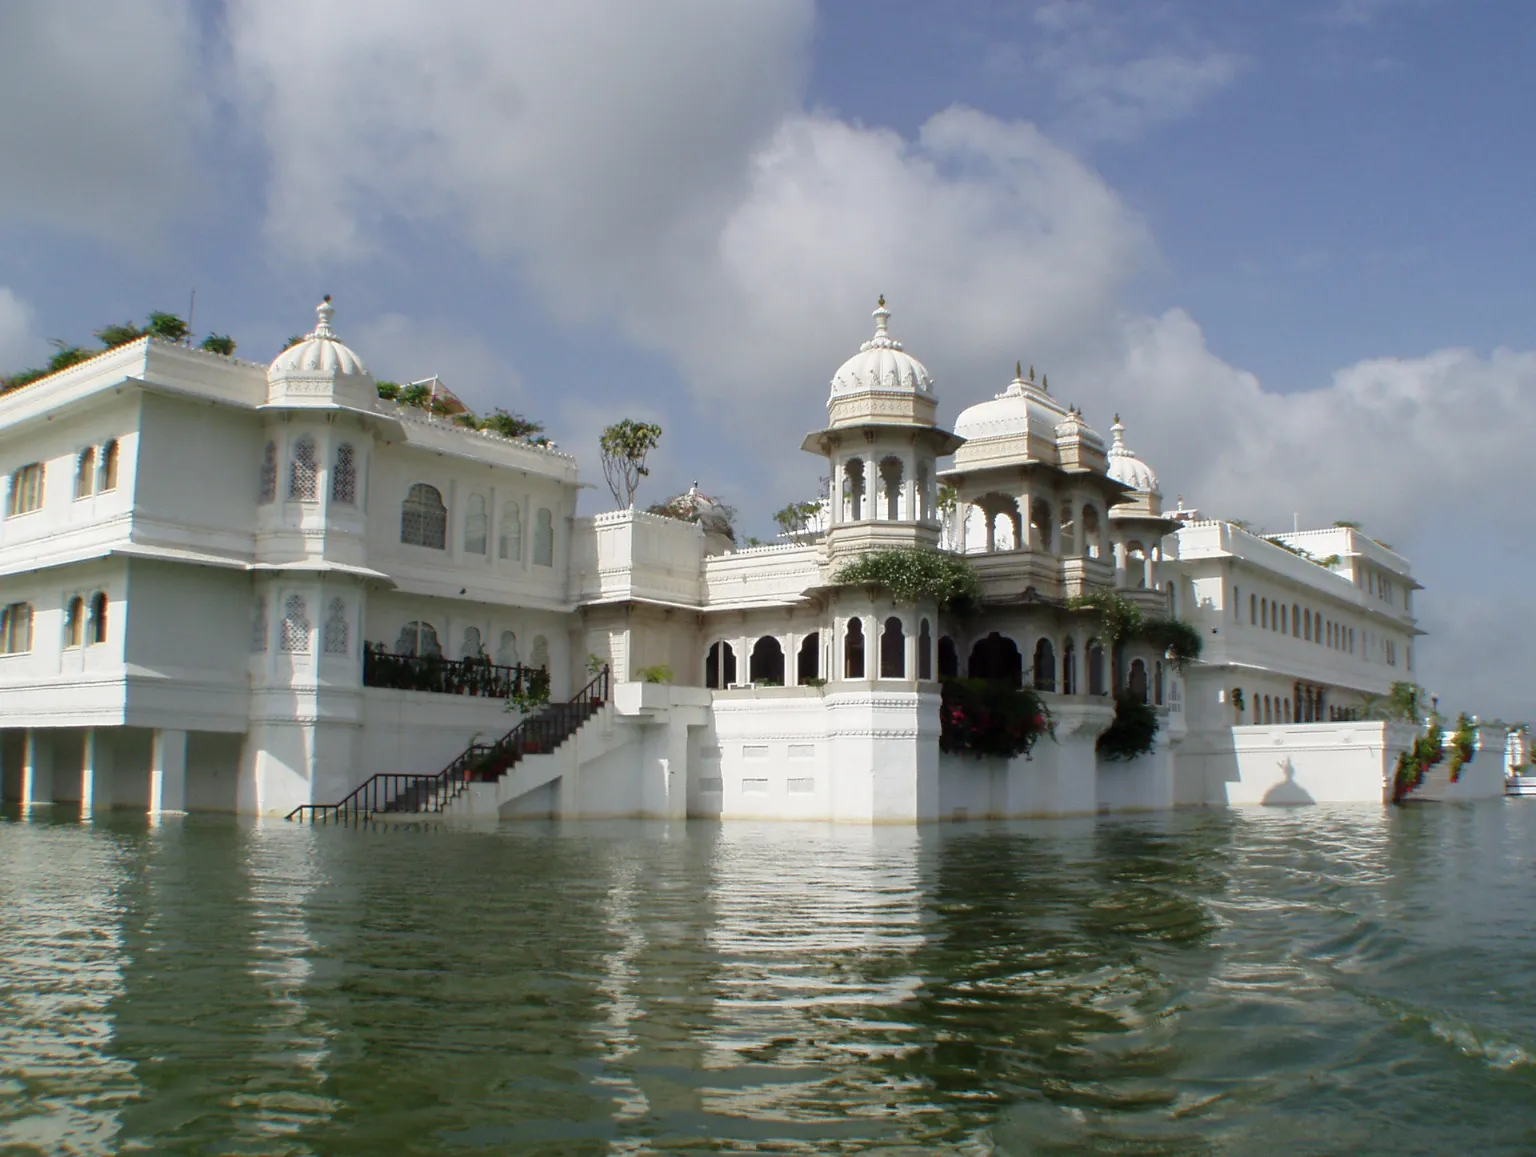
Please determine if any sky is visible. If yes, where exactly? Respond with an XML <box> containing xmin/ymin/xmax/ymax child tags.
<box><xmin>1</xmin><ymin>0</ymin><xmax>1531</xmax><ymax>720</ymax></box>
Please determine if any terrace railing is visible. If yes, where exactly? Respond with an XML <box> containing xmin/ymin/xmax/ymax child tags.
<box><xmin>287</xmin><ymin>664</ymin><xmax>610</xmax><ymax>824</ymax></box>
<box><xmin>361</xmin><ymin>644</ymin><xmax>549</xmax><ymax>701</ymax></box>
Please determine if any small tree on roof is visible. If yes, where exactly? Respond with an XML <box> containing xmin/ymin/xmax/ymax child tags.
<box><xmin>599</xmin><ymin>419</ymin><xmax>662</xmax><ymax>509</ymax></box>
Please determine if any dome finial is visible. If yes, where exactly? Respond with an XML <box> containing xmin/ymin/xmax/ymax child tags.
<box><xmin>314</xmin><ymin>294</ymin><xmax>336</xmax><ymax>340</ymax></box>
<box><xmin>873</xmin><ymin>295</ymin><xmax>891</xmax><ymax>337</ymax></box>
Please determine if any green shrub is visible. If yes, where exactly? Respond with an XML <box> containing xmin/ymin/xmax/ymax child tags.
<box><xmin>834</xmin><ymin>548</ymin><xmax>981</xmax><ymax>609</ymax></box>
<box><xmin>1097</xmin><ymin>693</ymin><xmax>1158</xmax><ymax>761</ymax></box>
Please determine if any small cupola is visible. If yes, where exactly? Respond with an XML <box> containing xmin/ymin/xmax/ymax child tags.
<box><xmin>266</xmin><ymin>296</ymin><xmax>377</xmax><ymax>410</ymax></box>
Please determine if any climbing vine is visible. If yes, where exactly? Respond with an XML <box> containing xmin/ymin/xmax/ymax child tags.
<box><xmin>939</xmin><ymin>678</ymin><xmax>1052</xmax><ymax>760</ymax></box>
<box><xmin>1065</xmin><ymin>592</ymin><xmax>1203</xmax><ymax>671</ymax></box>
<box><xmin>1096</xmin><ymin>693</ymin><xmax>1159</xmax><ymax>761</ymax></box>
<box><xmin>833</xmin><ymin>548</ymin><xmax>981</xmax><ymax>610</ymax></box>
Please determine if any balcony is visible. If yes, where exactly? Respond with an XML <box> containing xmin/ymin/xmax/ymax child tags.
<box><xmin>362</xmin><ymin>644</ymin><xmax>549</xmax><ymax>701</ymax></box>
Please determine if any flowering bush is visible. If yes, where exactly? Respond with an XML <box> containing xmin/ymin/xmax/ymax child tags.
<box><xmin>939</xmin><ymin>678</ymin><xmax>1052</xmax><ymax>760</ymax></box>
<box><xmin>1096</xmin><ymin>693</ymin><xmax>1158</xmax><ymax>761</ymax></box>
<box><xmin>834</xmin><ymin>549</ymin><xmax>981</xmax><ymax>609</ymax></box>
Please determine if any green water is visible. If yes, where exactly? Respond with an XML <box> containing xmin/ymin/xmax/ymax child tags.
<box><xmin>2</xmin><ymin>803</ymin><xmax>1534</xmax><ymax>1155</ymax></box>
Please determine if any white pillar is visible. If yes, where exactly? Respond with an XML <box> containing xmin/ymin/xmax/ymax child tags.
<box><xmin>20</xmin><ymin>730</ymin><xmax>53</xmax><ymax>811</ymax></box>
<box><xmin>149</xmin><ymin>728</ymin><xmax>187</xmax><ymax>816</ymax></box>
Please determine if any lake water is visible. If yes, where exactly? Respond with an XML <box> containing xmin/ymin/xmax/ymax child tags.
<box><xmin>2</xmin><ymin>802</ymin><xmax>1535</xmax><ymax>1155</ymax></box>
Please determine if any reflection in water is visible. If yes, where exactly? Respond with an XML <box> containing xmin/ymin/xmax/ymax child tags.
<box><xmin>232</xmin><ymin>825</ymin><xmax>336</xmax><ymax>1151</ymax></box>
<box><xmin>0</xmin><ymin>815</ymin><xmax>137</xmax><ymax>1155</ymax></box>
<box><xmin>2</xmin><ymin>804</ymin><xmax>1536</xmax><ymax>1154</ymax></box>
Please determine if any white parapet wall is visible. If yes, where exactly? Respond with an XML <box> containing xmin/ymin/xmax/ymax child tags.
<box><xmin>1175</xmin><ymin>721</ymin><xmax>1420</xmax><ymax>806</ymax></box>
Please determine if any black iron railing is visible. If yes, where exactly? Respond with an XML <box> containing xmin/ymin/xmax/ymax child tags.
<box><xmin>362</xmin><ymin>644</ymin><xmax>549</xmax><ymax>700</ymax></box>
<box><xmin>288</xmin><ymin>665</ymin><xmax>611</xmax><ymax>824</ymax></box>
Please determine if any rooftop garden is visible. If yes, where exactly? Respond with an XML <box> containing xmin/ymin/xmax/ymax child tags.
<box><xmin>1</xmin><ymin>310</ymin><xmax>237</xmax><ymax>394</ymax></box>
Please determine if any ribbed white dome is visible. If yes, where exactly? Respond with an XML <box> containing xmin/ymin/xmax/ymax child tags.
<box><xmin>830</xmin><ymin>299</ymin><xmax>933</xmax><ymax>397</ymax></box>
<box><xmin>1106</xmin><ymin>415</ymin><xmax>1158</xmax><ymax>492</ymax></box>
<box><xmin>268</xmin><ymin>297</ymin><xmax>371</xmax><ymax>382</ymax></box>
<box><xmin>952</xmin><ymin>366</ymin><xmax>1069</xmax><ymax>444</ymax></box>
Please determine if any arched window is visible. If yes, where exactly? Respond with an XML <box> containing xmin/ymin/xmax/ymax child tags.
<box><xmin>461</xmin><ymin>626</ymin><xmax>484</xmax><ymax>660</ymax></box>
<box><xmin>968</xmin><ymin>632</ymin><xmax>1023</xmax><ymax>686</ymax></box>
<box><xmin>332</xmin><ymin>443</ymin><xmax>357</xmax><ymax>505</ymax></box>
<box><xmin>1129</xmin><ymin>658</ymin><xmax>1149</xmax><ymax>704</ymax></box>
<box><xmin>879</xmin><ymin>457</ymin><xmax>903</xmax><ymax>520</ymax></box>
<box><xmin>1</xmin><ymin>603</ymin><xmax>34</xmax><ymax>653</ymax></box>
<box><xmin>88</xmin><ymin>592</ymin><xmax>108</xmax><ymax>645</ymax></box>
<box><xmin>496</xmin><ymin>631</ymin><xmax>519</xmax><ymax>667</ymax></box>
<box><xmin>259</xmin><ymin>441</ymin><xmax>277</xmax><ymax>505</ymax></box>
<box><xmin>1292</xmin><ymin>604</ymin><xmax>1300</xmax><ymax>638</ymax></box>
<box><xmin>1304</xmin><ymin>609</ymin><xmax>1312</xmax><ymax>641</ymax></box>
<box><xmin>1033</xmin><ymin>637</ymin><xmax>1056</xmax><ymax>691</ymax></box>
<box><xmin>918</xmin><ymin>619</ymin><xmax>932</xmax><ymax>681</ymax></box>
<box><xmin>75</xmin><ymin>447</ymin><xmax>96</xmax><ymax>499</ymax></box>
<box><xmin>797</xmin><ymin>632</ymin><xmax>819</xmax><ymax>684</ymax></box>
<box><xmin>1261</xmin><ymin>599</ymin><xmax>1268</xmax><ymax>630</ymax></box>
<box><xmin>1062</xmin><ymin>639</ymin><xmax>1077</xmax><ymax>694</ymax></box>
<box><xmin>938</xmin><ymin>635</ymin><xmax>959</xmax><ymax>679</ymax></box>
<box><xmin>843</xmin><ymin>459</ymin><xmax>865</xmax><ymax>521</ymax></box>
<box><xmin>1264</xmin><ymin>695</ymin><xmax>1273</xmax><ymax>725</ymax></box>
<box><xmin>1087</xmin><ymin>639</ymin><xmax>1106</xmax><ymax>695</ymax></box>
<box><xmin>280</xmin><ymin>595</ymin><xmax>310</xmax><ymax>653</ymax></box>
<box><xmin>706</xmin><ymin>641</ymin><xmax>738</xmax><ymax>689</ymax></box>
<box><xmin>401</xmin><ymin>483</ymin><xmax>447</xmax><ymax>549</ymax></box>
<box><xmin>1031</xmin><ymin>498</ymin><xmax>1052</xmax><ymax>551</ymax></box>
<box><xmin>395</xmin><ymin>620</ymin><xmax>442</xmax><ymax>658</ymax></box>
<box><xmin>1081</xmin><ymin>505</ymin><xmax>1101</xmax><ymax>558</ymax></box>
<box><xmin>1058</xmin><ymin>504</ymin><xmax>1075</xmax><ymax>556</ymax></box>
<box><xmin>533</xmin><ymin>507</ymin><xmax>554</xmax><ymax>566</ymax></box>
<box><xmin>750</xmin><ymin>636</ymin><xmax>785</xmax><ymax>686</ymax></box>
<box><xmin>1127</xmin><ymin>545</ymin><xmax>1147</xmax><ymax>589</ymax></box>
<box><xmin>915</xmin><ymin>464</ymin><xmax>931</xmax><ymax>521</ymax></box>
<box><xmin>1155</xmin><ymin>660</ymin><xmax>1165</xmax><ymax>706</ymax></box>
<box><xmin>530</xmin><ymin>635</ymin><xmax>550</xmax><ymax>670</ymax></box>
<box><xmin>99</xmin><ymin>440</ymin><xmax>119</xmax><ymax>492</ymax></box>
<box><xmin>1284</xmin><ymin>696</ymin><xmax>1292</xmax><ymax>723</ymax></box>
<box><xmin>844</xmin><ymin>618</ymin><xmax>866</xmax><ymax>679</ymax></box>
<box><xmin>289</xmin><ymin>435</ymin><xmax>318</xmax><ymax>501</ymax></box>
<box><xmin>499</xmin><ymin>503</ymin><xmax>522</xmax><ymax>561</ymax></box>
<box><xmin>252</xmin><ymin>596</ymin><xmax>268</xmax><ymax>653</ymax></box>
<box><xmin>1280</xmin><ymin>605</ymin><xmax>1287</xmax><ymax>634</ymax></box>
<box><xmin>464</xmin><ymin>494</ymin><xmax>488</xmax><ymax>555</ymax></box>
<box><xmin>7</xmin><ymin>463</ymin><xmax>44</xmax><ymax>516</ymax></box>
<box><xmin>1250</xmin><ymin>593</ymin><xmax>1257</xmax><ymax>625</ymax></box>
<box><xmin>992</xmin><ymin>511</ymin><xmax>1016</xmax><ymax>551</ymax></box>
<box><xmin>64</xmin><ymin>596</ymin><xmax>84</xmax><ymax>647</ymax></box>
<box><xmin>323</xmin><ymin>598</ymin><xmax>349</xmax><ymax>655</ymax></box>
<box><xmin>880</xmin><ymin>617</ymin><xmax>906</xmax><ymax>678</ymax></box>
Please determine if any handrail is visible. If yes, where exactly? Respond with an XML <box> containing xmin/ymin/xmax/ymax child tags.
<box><xmin>287</xmin><ymin>665</ymin><xmax>610</xmax><ymax>823</ymax></box>
<box><xmin>361</xmin><ymin>646</ymin><xmax>547</xmax><ymax>699</ymax></box>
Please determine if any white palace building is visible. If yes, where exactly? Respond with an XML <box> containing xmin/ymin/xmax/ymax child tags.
<box><xmin>0</xmin><ymin>297</ymin><xmax>1505</xmax><ymax>820</ymax></box>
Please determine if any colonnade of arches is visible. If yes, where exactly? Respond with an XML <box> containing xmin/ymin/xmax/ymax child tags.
<box><xmin>704</xmin><ymin>619</ymin><xmax>1167</xmax><ymax>705</ymax></box>
<box><xmin>950</xmin><ymin>492</ymin><xmax>1163</xmax><ymax>589</ymax></box>
<box><xmin>828</xmin><ymin>452</ymin><xmax>937</xmax><ymax>525</ymax></box>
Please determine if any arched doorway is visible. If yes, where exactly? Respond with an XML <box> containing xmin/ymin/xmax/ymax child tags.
<box><xmin>705</xmin><ymin>641</ymin><xmax>737</xmax><ymax>689</ymax></box>
<box><xmin>968</xmin><ymin>633</ymin><xmax>1023</xmax><ymax>686</ymax></box>
<box><xmin>749</xmin><ymin>636</ymin><xmax>785</xmax><ymax>686</ymax></box>
<box><xmin>797</xmin><ymin>632</ymin><xmax>819</xmax><ymax>683</ymax></box>
<box><xmin>880</xmin><ymin>617</ymin><xmax>906</xmax><ymax>678</ymax></box>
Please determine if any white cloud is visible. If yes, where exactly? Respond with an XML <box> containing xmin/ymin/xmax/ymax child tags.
<box><xmin>351</xmin><ymin>312</ymin><xmax>526</xmax><ymax>417</ymax></box>
<box><xmin>228</xmin><ymin>0</ymin><xmax>813</xmax><ymax>289</ymax></box>
<box><xmin>0</xmin><ymin>288</ymin><xmax>42</xmax><ymax>376</ymax></box>
<box><xmin>0</xmin><ymin>1</ymin><xmax>211</xmax><ymax>243</ymax></box>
